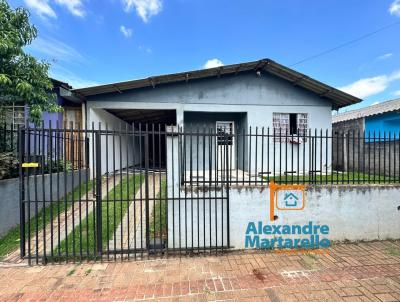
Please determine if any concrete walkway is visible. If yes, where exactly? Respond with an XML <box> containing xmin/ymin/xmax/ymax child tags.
<box><xmin>109</xmin><ymin>172</ymin><xmax>162</xmax><ymax>254</ymax></box>
<box><xmin>0</xmin><ymin>240</ymin><xmax>399</xmax><ymax>301</ymax></box>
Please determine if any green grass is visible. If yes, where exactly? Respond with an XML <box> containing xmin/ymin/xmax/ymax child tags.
<box><xmin>0</xmin><ymin>179</ymin><xmax>93</xmax><ymax>260</ymax></box>
<box><xmin>387</xmin><ymin>247</ymin><xmax>400</xmax><ymax>257</ymax></box>
<box><xmin>149</xmin><ymin>180</ymin><xmax>167</xmax><ymax>238</ymax></box>
<box><xmin>266</xmin><ymin>172</ymin><xmax>397</xmax><ymax>184</ymax></box>
<box><xmin>57</xmin><ymin>174</ymin><xmax>142</xmax><ymax>258</ymax></box>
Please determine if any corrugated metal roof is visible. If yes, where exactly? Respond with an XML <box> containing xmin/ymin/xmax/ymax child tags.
<box><xmin>332</xmin><ymin>98</ymin><xmax>400</xmax><ymax>123</ymax></box>
<box><xmin>73</xmin><ymin>58</ymin><xmax>361</xmax><ymax>109</ymax></box>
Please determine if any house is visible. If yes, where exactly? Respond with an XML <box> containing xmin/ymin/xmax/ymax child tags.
<box><xmin>332</xmin><ymin>98</ymin><xmax>400</xmax><ymax>137</ymax></box>
<box><xmin>2</xmin><ymin>78</ymin><xmax>84</xmax><ymax>129</ymax></box>
<box><xmin>332</xmin><ymin>99</ymin><xmax>400</xmax><ymax>176</ymax></box>
<box><xmin>1</xmin><ymin>79</ymin><xmax>85</xmax><ymax>168</ymax></box>
<box><xmin>72</xmin><ymin>58</ymin><xmax>360</xmax><ymax>177</ymax></box>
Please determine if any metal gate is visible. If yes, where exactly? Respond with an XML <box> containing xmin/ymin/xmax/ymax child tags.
<box><xmin>19</xmin><ymin>123</ymin><xmax>231</xmax><ymax>264</ymax></box>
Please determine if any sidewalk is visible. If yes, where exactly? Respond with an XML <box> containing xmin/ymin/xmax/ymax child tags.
<box><xmin>0</xmin><ymin>240</ymin><xmax>399</xmax><ymax>301</ymax></box>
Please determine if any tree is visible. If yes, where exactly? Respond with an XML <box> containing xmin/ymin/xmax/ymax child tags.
<box><xmin>0</xmin><ymin>0</ymin><xmax>60</xmax><ymax>124</ymax></box>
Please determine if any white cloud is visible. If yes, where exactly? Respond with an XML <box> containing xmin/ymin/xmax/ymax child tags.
<box><xmin>54</xmin><ymin>0</ymin><xmax>86</xmax><ymax>17</ymax></box>
<box><xmin>120</xmin><ymin>25</ymin><xmax>133</xmax><ymax>38</ymax></box>
<box><xmin>122</xmin><ymin>0</ymin><xmax>162</xmax><ymax>22</ymax></box>
<box><xmin>50</xmin><ymin>65</ymin><xmax>98</xmax><ymax>88</ymax></box>
<box><xmin>24</xmin><ymin>0</ymin><xmax>56</xmax><ymax>18</ymax></box>
<box><xmin>138</xmin><ymin>45</ymin><xmax>152</xmax><ymax>53</ymax></box>
<box><xmin>389</xmin><ymin>0</ymin><xmax>400</xmax><ymax>16</ymax></box>
<box><xmin>377</xmin><ymin>53</ymin><xmax>393</xmax><ymax>60</ymax></box>
<box><xmin>372</xmin><ymin>101</ymin><xmax>380</xmax><ymax>105</ymax></box>
<box><xmin>203</xmin><ymin>58</ymin><xmax>224</xmax><ymax>69</ymax></box>
<box><xmin>27</xmin><ymin>37</ymin><xmax>84</xmax><ymax>63</ymax></box>
<box><xmin>394</xmin><ymin>90</ymin><xmax>400</xmax><ymax>97</ymax></box>
<box><xmin>339</xmin><ymin>70</ymin><xmax>400</xmax><ymax>99</ymax></box>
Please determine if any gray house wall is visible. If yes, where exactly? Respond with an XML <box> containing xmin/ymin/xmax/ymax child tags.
<box><xmin>184</xmin><ymin>112</ymin><xmax>247</xmax><ymax>171</ymax></box>
<box><xmin>86</xmin><ymin>71</ymin><xmax>334</xmax><ymax>175</ymax></box>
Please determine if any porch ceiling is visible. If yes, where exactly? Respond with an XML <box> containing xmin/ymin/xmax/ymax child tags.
<box><xmin>106</xmin><ymin>109</ymin><xmax>176</xmax><ymax>125</ymax></box>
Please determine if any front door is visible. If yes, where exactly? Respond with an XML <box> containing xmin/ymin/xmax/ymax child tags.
<box><xmin>216</xmin><ymin>121</ymin><xmax>235</xmax><ymax>174</ymax></box>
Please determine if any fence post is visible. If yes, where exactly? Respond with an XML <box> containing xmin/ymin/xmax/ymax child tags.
<box><xmin>19</xmin><ymin>126</ymin><xmax>26</xmax><ymax>258</ymax></box>
<box><xmin>95</xmin><ymin>131</ymin><xmax>102</xmax><ymax>257</ymax></box>
<box><xmin>225</xmin><ymin>133</ymin><xmax>230</xmax><ymax>249</ymax></box>
<box><xmin>144</xmin><ymin>131</ymin><xmax>150</xmax><ymax>249</ymax></box>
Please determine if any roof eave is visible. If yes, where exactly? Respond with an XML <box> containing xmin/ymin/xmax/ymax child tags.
<box><xmin>73</xmin><ymin>59</ymin><xmax>362</xmax><ymax>108</ymax></box>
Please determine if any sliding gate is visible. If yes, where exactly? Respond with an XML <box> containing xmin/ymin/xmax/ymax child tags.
<box><xmin>18</xmin><ymin>124</ymin><xmax>231</xmax><ymax>264</ymax></box>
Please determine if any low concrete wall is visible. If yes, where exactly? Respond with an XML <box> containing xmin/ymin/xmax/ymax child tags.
<box><xmin>166</xmin><ymin>129</ymin><xmax>400</xmax><ymax>250</ymax></box>
<box><xmin>229</xmin><ymin>185</ymin><xmax>400</xmax><ymax>249</ymax></box>
<box><xmin>0</xmin><ymin>169</ymin><xmax>89</xmax><ymax>237</ymax></box>
<box><xmin>166</xmin><ymin>185</ymin><xmax>400</xmax><ymax>250</ymax></box>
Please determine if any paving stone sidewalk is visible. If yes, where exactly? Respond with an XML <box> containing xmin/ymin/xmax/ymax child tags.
<box><xmin>0</xmin><ymin>240</ymin><xmax>400</xmax><ymax>301</ymax></box>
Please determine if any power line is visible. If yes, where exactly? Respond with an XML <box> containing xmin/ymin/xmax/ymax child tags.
<box><xmin>290</xmin><ymin>20</ymin><xmax>400</xmax><ymax>67</ymax></box>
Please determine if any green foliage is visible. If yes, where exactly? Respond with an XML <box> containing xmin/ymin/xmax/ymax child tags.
<box><xmin>0</xmin><ymin>0</ymin><xmax>61</xmax><ymax>123</ymax></box>
<box><xmin>43</xmin><ymin>159</ymin><xmax>73</xmax><ymax>174</ymax></box>
<box><xmin>0</xmin><ymin>152</ymin><xmax>18</xmax><ymax>179</ymax></box>
<box><xmin>149</xmin><ymin>180</ymin><xmax>167</xmax><ymax>238</ymax></box>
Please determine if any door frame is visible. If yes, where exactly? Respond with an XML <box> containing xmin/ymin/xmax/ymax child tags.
<box><xmin>216</xmin><ymin>121</ymin><xmax>236</xmax><ymax>171</ymax></box>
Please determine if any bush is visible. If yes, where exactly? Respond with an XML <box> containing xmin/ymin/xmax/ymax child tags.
<box><xmin>0</xmin><ymin>152</ymin><xmax>19</xmax><ymax>180</ymax></box>
<box><xmin>43</xmin><ymin>159</ymin><xmax>72</xmax><ymax>174</ymax></box>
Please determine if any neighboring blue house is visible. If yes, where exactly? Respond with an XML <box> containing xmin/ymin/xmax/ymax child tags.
<box><xmin>332</xmin><ymin>98</ymin><xmax>400</xmax><ymax>138</ymax></box>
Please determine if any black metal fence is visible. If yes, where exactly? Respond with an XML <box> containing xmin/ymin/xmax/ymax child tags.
<box><xmin>17</xmin><ymin>123</ymin><xmax>400</xmax><ymax>264</ymax></box>
<box><xmin>19</xmin><ymin>123</ymin><xmax>231</xmax><ymax>264</ymax></box>
<box><xmin>178</xmin><ymin>127</ymin><xmax>400</xmax><ymax>186</ymax></box>
<box><xmin>0</xmin><ymin>123</ymin><xmax>19</xmax><ymax>153</ymax></box>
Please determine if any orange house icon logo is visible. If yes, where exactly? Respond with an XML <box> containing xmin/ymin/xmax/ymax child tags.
<box><xmin>269</xmin><ymin>181</ymin><xmax>306</xmax><ymax>221</ymax></box>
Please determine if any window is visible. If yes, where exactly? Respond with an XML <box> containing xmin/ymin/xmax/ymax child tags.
<box><xmin>1</xmin><ymin>103</ymin><xmax>25</xmax><ymax>127</ymax></box>
<box><xmin>216</xmin><ymin>121</ymin><xmax>234</xmax><ymax>146</ymax></box>
<box><xmin>289</xmin><ymin>113</ymin><xmax>297</xmax><ymax>135</ymax></box>
<box><xmin>273</xmin><ymin>113</ymin><xmax>308</xmax><ymax>142</ymax></box>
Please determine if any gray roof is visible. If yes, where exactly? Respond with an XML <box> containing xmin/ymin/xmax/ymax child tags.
<box><xmin>332</xmin><ymin>98</ymin><xmax>400</xmax><ymax>124</ymax></box>
<box><xmin>73</xmin><ymin>58</ymin><xmax>361</xmax><ymax>109</ymax></box>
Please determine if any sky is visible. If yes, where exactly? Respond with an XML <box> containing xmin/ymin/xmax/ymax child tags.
<box><xmin>7</xmin><ymin>0</ymin><xmax>400</xmax><ymax>112</ymax></box>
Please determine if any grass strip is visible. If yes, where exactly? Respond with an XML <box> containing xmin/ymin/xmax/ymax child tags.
<box><xmin>0</xmin><ymin>179</ymin><xmax>93</xmax><ymax>260</ymax></box>
<box><xmin>149</xmin><ymin>179</ymin><xmax>167</xmax><ymax>238</ymax></box>
<box><xmin>266</xmin><ymin>172</ymin><xmax>397</xmax><ymax>184</ymax></box>
<box><xmin>57</xmin><ymin>174</ymin><xmax>142</xmax><ymax>258</ymax></box>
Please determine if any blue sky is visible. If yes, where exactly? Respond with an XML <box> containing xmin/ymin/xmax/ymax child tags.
<box><xmin>8</xmin><ymin>0</ymin><xmax>400</xmax><ymax>112</ymax></box>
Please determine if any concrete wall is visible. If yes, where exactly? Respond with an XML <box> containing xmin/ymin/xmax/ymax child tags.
<box><xmin>0</xmin><ymin>169</ymin><xmax>88</xmax><ymax>237</ymax></box>
<box><xmin>166</xmin><ymin>134</ymin><xmax>400</xmax><ymax>250</ymax></box>
<box><xmin>333</xmin><ymin>118</ymin><xmax>400</xmax><ymax>177</ymax></box>
<box><xmin>332</xmin><ymin>118</ymin><xmax>364</xmax><ymax>171</ymax></box>
<box><xmin>166</xmin><ymin>185</ymin><xmax>400</xmax><ymax>250</ymax></box>
<box><xmin>227</xmin><ymin>185</ymin><xmax>400</xmax><ymax>249</ymax></box>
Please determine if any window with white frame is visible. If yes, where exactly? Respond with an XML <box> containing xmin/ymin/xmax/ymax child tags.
<box><xmin>273</xmin><ymin>113</ymin><xmax>308</xmax><ymax>141</ymax></box>
<box><xmin>1</xmin><ymin>104</ymin><xmax>26</xmax><ymax>126</ymax></box>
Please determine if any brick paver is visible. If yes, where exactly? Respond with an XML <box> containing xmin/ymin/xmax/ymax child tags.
<box><xmin>0</xmin><ymin>241</ymin><xmax>399</xmax><ymax>301</ymax></box>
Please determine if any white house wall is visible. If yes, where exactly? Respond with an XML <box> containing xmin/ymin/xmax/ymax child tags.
<box><xmin>88</xmin><ymin>108</ymin><xmax>139</xmax><ymax>176</ymax></box>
